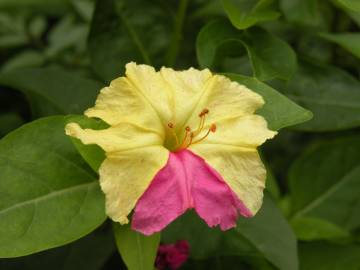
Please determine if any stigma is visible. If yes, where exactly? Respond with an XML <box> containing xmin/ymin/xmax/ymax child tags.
<box><xmin>167</xmin><ymin>109</ymin><xmax>216</xmax><ymax>151</ymax></box>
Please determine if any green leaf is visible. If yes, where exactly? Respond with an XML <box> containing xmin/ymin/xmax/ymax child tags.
<box><xmin>65</xmin><ymin>115</ymin><xmax>108</xmax><ymax>172</ymax></box>
<box><xmin>163</xmin><ymin>193</ymin><xmax>298</xmax><ymax>270</ymax></box>
<box><xmin>221</xmin><ymin>0</ymin><xmax>280</xmax><ymax>30</ymax></box>
<box><xmin>299</xmin><ymin>242</ymin><xmax>360</xmax><ymax>270</ymax></box>
<box><xmin>0</xmin><ymin>229</ymin><xmax>115</xmax><ymax>270</ymax></box>
<box><xmin>1</xmin><ymin>50</ymin><xmax>45</xmax><ymax>72</ymax></box>
<box><xmin>337</xmin><ymin>0</ymin><xmax>360</xmax><ymax>12</ymax></box>
<box><xmin>0</xmin><ymin>0</ymin><xmax>70</xmax><ymax>14</ymax></box>
<box><xmin>197</xmin><ymin>20</ymin><xmax>297</xmax><ymax>81</ymax></box>
<box><xmin>289</xmin><ymin>137</ymin><xmax>360</xmax><ymax>231</ymax></box>
<box><xmin>320</xmin><ymin>32</ymin><xmax>360</xmax><ymax>58</ymax></box>
<box><xmin>88</xmin><ymin>0</ymin><xmax>171</xmax><ymax>82</ymax></box>
<box><xmin>278</xmin><ymin>60</ymin><xmax>360</xmax><ymax>131</ymax></box>
<box><xmin>46</xmin><ymin>15</ymin><xmax>88</xmax><ymax>58</ymax></box>
<box><xmin>0</xmin><ymin>112</ymin><xmax>24</xmax><ymax>137</ymax></box>
<box><xmin>113</xmin><ymin>223</ymin><xmax>160</xmax><ymax>270</ymax></box>
<box><xmin>0</xmin><ymin>67</ymin><xmax>103</xmax><ymax>117</ymax></box>
<box><xmin>280</xmin><ymin>0</ymin><xmax>321</xmax><ymax>27</ymax></box>
<box><xmin>0</xmin><ymin>116</ymin><xmax>106</xmax><ymax>258</ymax></box>
<box><xmin>265</xmin><ymin>163</ymin><xmax>280</xmax><ymax>200</ymax></box>
<box><xmin>225</xmin><ymin>73</ymin><xmax>312</xmax><ymax>130</ymax></box>
<box><xmin>332</xmin><ymin>0</ymin><xmax>360</xmax><ymax>26</ymax></box>
<box><xmin>291</xmin><ymin>216</ymin><xmax>350</xmax><ymax>241</ymax></box>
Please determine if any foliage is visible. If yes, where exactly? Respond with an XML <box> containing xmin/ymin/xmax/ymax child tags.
<box><xmin>1</xmin><ymin>0</ymin><xmax>360</xmax><ymax>269</ymax></box>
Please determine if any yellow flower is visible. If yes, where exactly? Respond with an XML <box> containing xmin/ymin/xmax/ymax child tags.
<box><xmin>65</xmin><ymin>62</ymin><xmax>276</xmax><ymax>235</ymax></box>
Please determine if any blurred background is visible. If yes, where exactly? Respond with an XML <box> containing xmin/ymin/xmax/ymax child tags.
<box><xmin>1</xmin><ymin>0</ymin><xmax>360</xmax><ymax>269</ymax></box>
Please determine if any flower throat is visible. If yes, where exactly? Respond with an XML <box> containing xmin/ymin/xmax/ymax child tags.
<box><xmin>167</xmin><ymin>109</ymin><xmax>216</xmax><ymax>152</ymax></box>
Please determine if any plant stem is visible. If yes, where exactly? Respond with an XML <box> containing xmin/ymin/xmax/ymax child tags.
<box><xmin>165</xmin><ymin>0</ymin><xmax>189</xmax><ymax>67</ymax></box>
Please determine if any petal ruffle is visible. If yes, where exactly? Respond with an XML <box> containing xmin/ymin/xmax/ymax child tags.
<box><xmin>85</xmin><ymin>67</ymin><xmax>163</xmax><ymax>133</ymax></box>
<box><xmin>125</xmin><ymin>62</ymin><xmax>172</xmax><ymax>126</ymax></box>
<box><xmin>132</xmin><ymin>149</ymin><xmax>250</xmax><ymax>235</ymax></box>
<box><xmin>100</xmin><ymin>146</ymin><xmax>168</xmax><ymax>224</ymax></box>
<box><xmin>65</xmin><ymin>122</ymin><xmax>163</xmax><ymax>153</ymax></box>
<box><xmin>189</xmin><ymin>144</ymin><xmax>266</xmax><ymax>215</ymax></box>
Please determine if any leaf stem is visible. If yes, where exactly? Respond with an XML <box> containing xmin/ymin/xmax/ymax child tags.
<box><xmin>165</xmin><ymin>0</ymin><xmax>189</xmax><ymax>67</ymax></box>
<box><xmin>118</xmin><ymin>10</ymin><xmax>152</xmax><ymax>65</ymax></box>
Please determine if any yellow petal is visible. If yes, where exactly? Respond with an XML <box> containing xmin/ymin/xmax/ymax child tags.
<box><xmin>100</xmin><ymin>146</ymin><xmax>168</xmax><ymax>224</ymax></box>
<box><xmin>185</xmin><ymin>74</ymin><xmax>264</xmax><ymax>129</ymax></box>
<box><xmin>85</xmin><ymin>75</ymin><xmax>163</xmax><ymax>133</ymax></box>
<box><xmin>125</xmin><ymin>62</ymin><xmax>172</xmax><ymax>126</ymax></box>
<box><xmin>65</xmin><ymin>122</ymin><xmax>163</xmax><ymax>153</ymax></box>
<box><xmin>160</xmin><ymin>67</ymin><xmax>212</xmax><ymax>129</ymax></box>
<box><xmin>194</xmin><ymin>115</ymin><xmax>277</xmax><ymax>148</ymax></box>
<box><xmin>190</xmin><ymin>144</ymin><xmax>266</xmax><ymax>215</ymax></box>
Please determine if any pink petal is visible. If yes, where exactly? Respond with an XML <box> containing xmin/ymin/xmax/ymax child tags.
<box><xmin>185</xmin><ymin>150</ymin><xmax>252</xmax><ymax>230</ymax></box>
<box><xmin>131</xmin><ymin>149</ymin><xmax>252</xmax><ymax>235</ymax></box>
<box><xmin>131</xmin><ymin>151</ymin><xmax>193</xmax><ymax>235</ymax></box>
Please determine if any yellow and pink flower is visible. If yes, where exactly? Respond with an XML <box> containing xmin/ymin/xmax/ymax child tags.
<box><xmin>65</xmin><ymin>63</ymin><xmax>276</xmax><ymax>235</ymax></box>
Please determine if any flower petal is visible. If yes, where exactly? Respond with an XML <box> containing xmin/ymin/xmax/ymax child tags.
<box><xmin>100</xmin><ymin>146</ymin><xmax>168</xmax><ymax>224</ymax></box>
<box><xmin>185</xmin><ymin>74</ymin><xmax>264</xmax><ymax>129</ymax></box>
<box><xmin>160</xmin><ymin>67</ymin><xmax>212</xmax><ymax>128</ymax></box>
<box><xmin>131</xmin><ymin>151</ymin><xmax>192</xmax><ymax>235</ymax></box>
<box><xmin>65</xmin><ymin>122</ymin><xmax>163</xmax><ymax>152</ymax></box>
<box><xmin>196</xmin><ymin>115</ymin><xmax>277</xmax><ymax>148</ymax></box>
<box><xmin>189</xmin><ymin>144</ymin><xmax>266</xmax><ymax>215</ymax></box>
<box><xmin>189</xmin><ymin>150</ymin><xmax>252</xmax><ymax>229</ymax></box>
<box><xmin>132</xmin><ymin>149</ymin><xmax>250</xmax><ymax>235</ymax></box>
<box><xmin>125</xmin><ymin>62</ymin><xmax>173</xmax><ymax>126</ymax></box>
<box><xmin>85</xmin><ymin>76</ymin><xmax>163</xmax><ymax>132</ymax></box>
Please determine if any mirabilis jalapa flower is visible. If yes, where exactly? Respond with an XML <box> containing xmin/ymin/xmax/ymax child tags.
<box><xmin>65</xmin><ymin>62</ymin><xmax>277</xmax><ymax>235</ymax></box>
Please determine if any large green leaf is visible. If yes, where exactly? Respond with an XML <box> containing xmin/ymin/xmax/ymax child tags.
<box><xmin>299</xmin><ymin>242</ymin><xmax>360</xmax><ymax>270</ymax></box>
<box><xmin>320</xmin><ymin>32</ymin><xmax>360</xmax><ymax>58</ymax></box>
<box><xmin>197</xmin><ymin>20</ymin><xmax>297</xmax><ymax>81</ymax></box>
<box><xmin>337</xmin><ymin>0</ymin><xmax>360</xmax><ymax>12</ymax></box>
<box><xmin>0</xmin><ymin>229</ymin><xmax>115</xmax><ymax>270</ymax></box>
<box><xmin>280</xmin><ymin>0</ymin><xmax>321</xmax><ymax>27</ymax></box>
<box><xmin>290</xmin><ymin>216</ymin><xmax>350</xmax><ymax>241</ymax></box>
<box><xmin>88</xmin><ymin>0</ymin><xmax>172</xmax><ymax>82</ymax></box>
<box><xmin>0</xmin><ymin>67</ymin><xmax>103</xmax><ymax>117</ymax></box>
<box><xmin>289</xmin><ymin>137</ymin><xmax>360</xmax><ymax>233</ymax></box>
<box><xmin>0</xmin><ymin>112</ymin><xmax>24</xmax><ymax>137</ymax></box>
<box><xmin>225</xmin><ymin>74</ymin><xmax>312</xmax><ymax>130</ymax></box>
<box><xmin>0</xmin><ymin>116</ymin><xmax>106</xmax><ymax>258</ymax></box>
<box><xmin>113</xmin><ymin>223</ymin><xmax>160</xmax><ymax>270</ymax></box>
<box><xmin>221</xmin><ymin>0</ymin><xmax>280</xmax><ymax>30</ymax></box>
<box><xmin>163</xmin><ymin>193</ymin><xmax>298</xmax><ymax>270</ymax></box>
<box><xmin>279</xmin><ymin>61</ymin><xmax>360</xmax><ymax>131</ymax></box>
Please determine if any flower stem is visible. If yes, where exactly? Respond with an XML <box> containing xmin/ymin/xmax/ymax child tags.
<box><xmin>165</xmin><ymin>0</ymin><xmax>189</xmax><ymax>67</ymax></box>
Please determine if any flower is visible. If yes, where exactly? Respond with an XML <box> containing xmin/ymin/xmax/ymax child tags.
<box><xmin>155</xmin><ymin>240</ymin><xmax>190</xmax><ymax>270</ymax></box>
<box><xmin>65</xmin><ymin>62</ymin><xmax>276</xmax><ymax>235</ymax></box>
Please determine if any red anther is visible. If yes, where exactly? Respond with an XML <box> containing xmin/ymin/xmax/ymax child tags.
<box><xmin>185</xmin><ymin>126</ymin><xmax>191</xmax><ymax>132</ymax></box>
<box><xmin>210</xmin><ymin>124</ymin><xmax>216</xmax><ymax>132</ymax></box>
<box><xmin>199</xmin><ymin>108</ymin><xmax>209</xmax><ymax>117</ymax></box>
<box><xmin>168</xmin><ymin>122</ymin><xmax>174</xmax><ymax>128</ymax></box>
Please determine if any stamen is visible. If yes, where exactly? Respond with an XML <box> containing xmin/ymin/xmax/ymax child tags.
<box><xmin>171</xmin><ymin>109</ymin><xmax>216</xmax><ymax>151</ymax></box>
<box><xmin>167</xmin><ymin>122</ymin><xmax>179</xmax><ymax>145</ymax></box>
<box><xmin>193</xmin><ymin>108</ymin><xmax>209</xmax><ymax>137</ymax></box>
<box><xmin>177</xmin><ymin>126</ymin><xmax>191</xmax><ymax>150</ymax></box>
<box><xmin>191</xmin><ymin>124</ymin><xmax>216</xmax><ymax>145</ymax></box>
